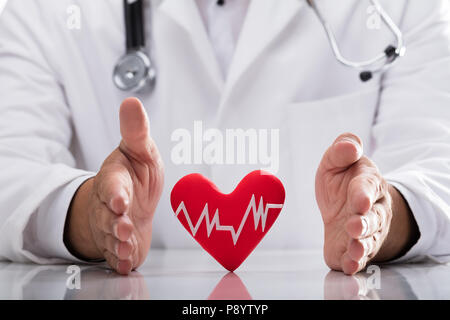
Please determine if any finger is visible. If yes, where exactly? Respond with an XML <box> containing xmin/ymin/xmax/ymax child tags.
<box><xmin>119</xmin><ymin>97</ymin><xmax>156</xmax><ymax>162</ymax></box>
<box><xmin>340</xmin><ymin>251</ymin><xmax>360</xmax><ymax>275</ymax></box>
<box><xmin>346</xmin><ymin>203</ymin><xmax>386</xmax><ymax>239</ymax></box>
<box><xmin>114</xmin><ymin>215</ymin><xmax>134</xmax><ymax>242</ymax></box>
<box><xmin>93</xmin><ymin>203</ymin><xmax>116</xmax><ymax>234</ymax></box>
<box><xmin>103</xmin><ymin>233</ymin><xmax>134</xmax><ymax>260</ymax></box>
<box><xmin>341</xmin><ymin>250</ymin><xmax>372</xmax><ymax>275</ymax></box>
<box><xmin>348</xmin><ymin>237</ymin><xmax>377</xmax><ymax>262</ymax></box>
<box><xmin>104</xmin><ymin>250</ymin><xmax>133</xmax><ymax>275</ymax></box>
<box><xmin>96</xmin><ymin>169</ymin><xmax>131</xmax><ymax>215</ymax></box>
<box><xmin>320</xmin><ymin>133</ymin><xmax>363</xmax><ymax>172</ymax></box>
<box><xmin>94</xmin><ymin>204</ymin><xmax>133</xmax><ymax>241</ymax></box>
<box><xmin>347</xmin><ymin>172</ymin><xmax>383</xmax><ymax>214</ymax></box>
<box><xmin>356</xmin><ymin>256</ymin><xmax>370</xmax><ymax>274</ymax></box>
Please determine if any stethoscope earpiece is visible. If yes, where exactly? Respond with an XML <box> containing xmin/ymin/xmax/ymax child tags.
<box><xmin>360</xmin><ymin>44</ymin><xmax>403</xmax><ymax>82</ymax></box>
<box><xmin>359</xmin><ymin>71</ymin><xmax>373</xmax><ymax>82</ymax></box>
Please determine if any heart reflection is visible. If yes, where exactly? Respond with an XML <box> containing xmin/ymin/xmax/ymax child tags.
<box><xmin>208</xmin><ymin>272</ymin><xmax>252</xmax><ymax>300</ymax></box>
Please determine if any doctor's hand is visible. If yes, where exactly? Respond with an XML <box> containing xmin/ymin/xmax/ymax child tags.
<box><xmin>315</xmin><ymin>133</ymin><xmax>419</xmax><ymax>275</ymax></box>
<box><xmin>64</xmin><ymin>98</ymin><xmax>164</xmax><ymax>275</ymax></box>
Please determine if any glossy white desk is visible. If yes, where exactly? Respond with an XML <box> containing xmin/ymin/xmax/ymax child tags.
<box><xmin>0</xmin><ymin>249</ymin><xmax>449</xmax><ymax>300</ymax></box>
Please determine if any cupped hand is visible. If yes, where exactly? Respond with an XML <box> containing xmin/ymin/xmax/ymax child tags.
<box><xmin>315</xmin><ymin>133</ymin><xmax>395</xmax><ymax>275</ymax></box>
<box><xmin>65</xmin><ymin>98</ymin><xmax>164</xmax><ymax>275</ymax></box>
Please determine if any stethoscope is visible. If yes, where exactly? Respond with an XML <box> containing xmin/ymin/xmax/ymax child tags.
<box><xmin>113</xmin><ymin>0</ymin><xmax>156</xmax><ymax>92</ymax></box>
<box><xmin>113</xmin><ymin>0</ymin><xmax>406</xmax><ymax>93</ymax></box>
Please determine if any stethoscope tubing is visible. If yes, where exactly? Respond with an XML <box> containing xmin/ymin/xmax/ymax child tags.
<box><xmin>307</xmin><ymin>0</ymin><xmax>405</xmax><ymax>73</ymax></box>
<box><xmin>114</xmin><ymin>0</ymin><xmax>407</xmax><ymax>91</ymax></box>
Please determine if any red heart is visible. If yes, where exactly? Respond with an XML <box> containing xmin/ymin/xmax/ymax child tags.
<box><xmin>170</xmin><ymin>170</ymin><xmax>285</xmax><ymax>271</ymax></box>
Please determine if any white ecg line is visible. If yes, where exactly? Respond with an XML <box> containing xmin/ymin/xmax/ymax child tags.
<box><xmin>174</xmin><ymin>194</ymin><xmax>283</xmax><ymax>245</ymax></box>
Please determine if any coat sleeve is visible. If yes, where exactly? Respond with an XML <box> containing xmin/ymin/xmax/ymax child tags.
<box><xmin>0</xmin><ymin>0</ymin><xmax>95</xmax><ymax>263</ymax></box>
<box><xmin>372</xmin><ymin>0</ymin><xmax>450</xmax><ymax>263</ymax></box>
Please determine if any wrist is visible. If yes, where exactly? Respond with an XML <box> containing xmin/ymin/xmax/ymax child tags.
<box><xmin>64</xmin><ymin>177</ymin><xmax>103</xmax><ymax>261</ymax></box>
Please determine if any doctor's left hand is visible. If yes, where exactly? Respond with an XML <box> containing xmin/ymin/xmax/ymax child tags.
<box><xmin>64</xmin><ymin>98</ymin><xmax>164</xmax><ymax>275</ymax></box>
<box><xmin>315</xmin><ymin>133</ymin><xmax>419</xmax><ymax>275</ymax></box>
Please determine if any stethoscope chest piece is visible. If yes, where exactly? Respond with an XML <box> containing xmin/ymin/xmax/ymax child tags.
<box><xmin>114</xmin><ymin>0</ymin><xmax>155</xmax><ymax>93</ymax></box>
<box><xmin>113</xmin><ymin>49</ymin><xmax>156</xmax><ymax>92</ymax></box>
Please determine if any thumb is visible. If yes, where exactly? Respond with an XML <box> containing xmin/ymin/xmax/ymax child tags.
<box><xmin>119</xmin><ymin>97</ymin><xmax>154</xmax><ymax>162</ymax></box>
<box><xmin>320</xmin><ymin>133</ymin><xmax>363</xmax><ymax>172</ymax></box>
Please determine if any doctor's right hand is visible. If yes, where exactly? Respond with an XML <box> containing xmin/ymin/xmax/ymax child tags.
<box><xmin>64</xmin><ymin>98</ymin><xmax>164</xmax><ymax>275</ymax></box>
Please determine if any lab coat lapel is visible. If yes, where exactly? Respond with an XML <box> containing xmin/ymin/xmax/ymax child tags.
<box><xmin>157</xmin><ymin>0</ymin><xmax>224</xmax><ymax>92</ymax></box>
<box><xmin>220</xmin><ymin>0</ymin><xmax>306</xmax><ymax>109</ymax></box>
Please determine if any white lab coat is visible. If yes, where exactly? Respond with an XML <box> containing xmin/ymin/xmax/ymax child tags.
<box><xmin>0</xmin><ymin>0</ymin><xmax>449</xmax><ymax>264</ymax></box>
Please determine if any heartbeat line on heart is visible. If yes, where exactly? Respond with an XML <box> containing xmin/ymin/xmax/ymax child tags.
<box><xmin>174</xmin><ymin>194</ymin><xmax>283</xmax><ymax>245</ymax></box>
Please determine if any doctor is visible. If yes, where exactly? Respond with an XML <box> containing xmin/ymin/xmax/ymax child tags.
<box><xmin>0</xmin><ymin>0</ymin><xmax>449</xmax><ymax>276</ymax></box>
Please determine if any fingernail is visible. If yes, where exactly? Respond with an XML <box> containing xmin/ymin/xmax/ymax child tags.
<box><xmin>113</xmin><ymin>223</ymin><xmax>119</xmax><ymax>238</ymax></box>
<box><xmin>361</xmin><ymin>240</ymin><xmax>368</xmax><ymax>256</ymax></box>
<box><xmin>123</xmin><ymin>197</ymin><xmax>129</xmax><ymax>208</ymax></box>
<box><xmin>115</xmin><ymin>242</ymin><xmax>119</xmax><ymax>256</ymax></box>
<box><xmin>360</xmin><ymin>217</ymin><xmax>368</xmax><ymax>237</ymax></box>
<box><xmin>358</xmin><ymin>259</ymin><xmax>366</xmax><ymax>270</ymax></box>
<box><xmin>120</xmin><ymin>189</ymin><xmax>129</xmax><ymax>206</ymax></box>
<box><xmin>110</xmin><ymin>193</ymin><xmax>129</xmax><ymax>215</ymax></box>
